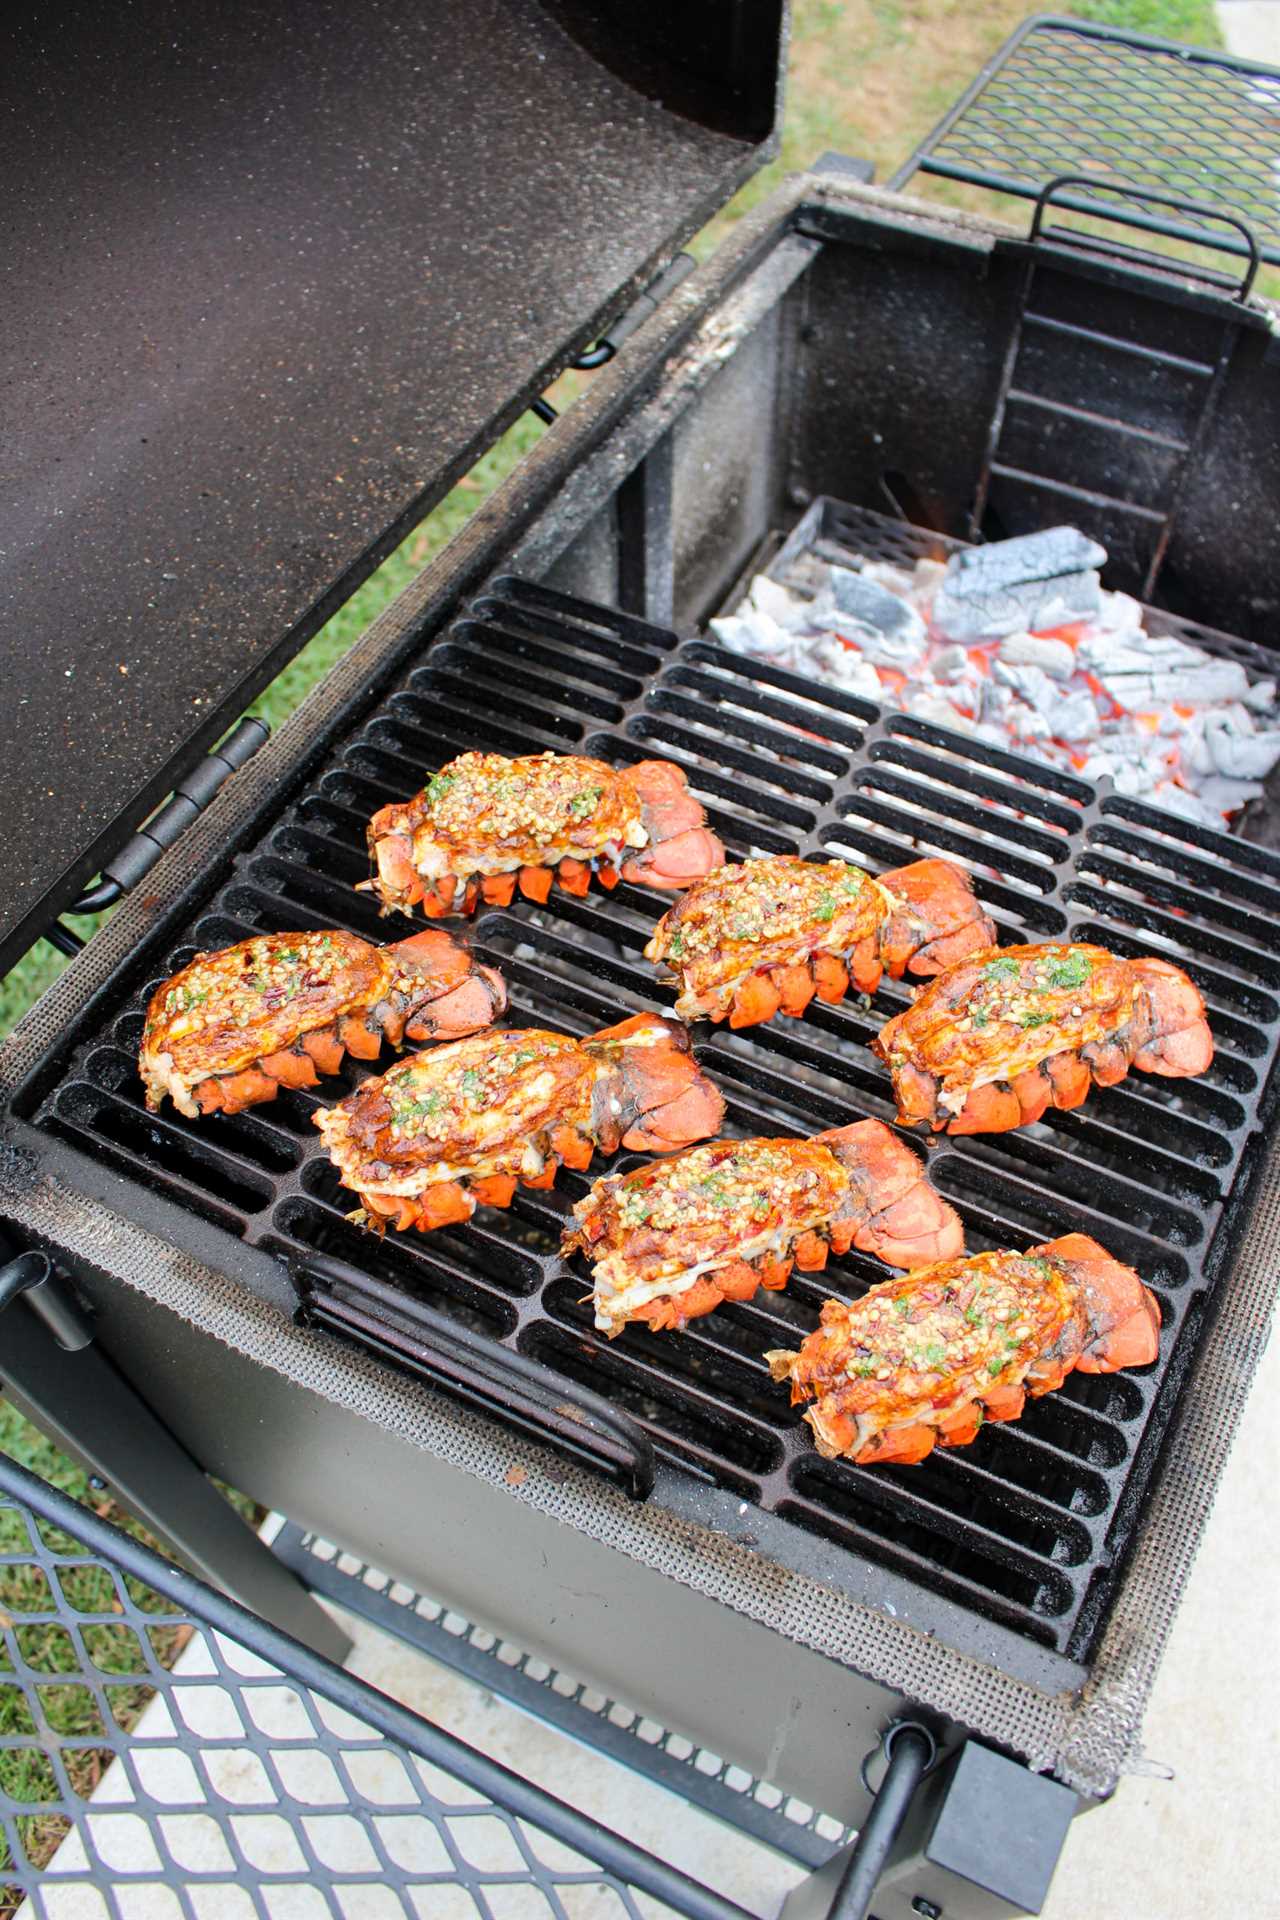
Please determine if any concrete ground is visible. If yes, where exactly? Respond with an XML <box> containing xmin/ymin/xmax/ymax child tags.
<box><xmin>1218</xmin><ymin>1</ymin><xmax>1280</xmax><ymax>64</ymax></box>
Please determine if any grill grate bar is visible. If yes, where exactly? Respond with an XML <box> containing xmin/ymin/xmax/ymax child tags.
<box><xmin>25</xmin><ymin>522</ymin><xmax>1280</xmax><ymax>1664</ymax></box>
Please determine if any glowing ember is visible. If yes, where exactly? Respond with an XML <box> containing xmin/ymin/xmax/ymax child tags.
<box><xmin>710</xmin><ymin>530</ymin><xmax>1280</xmax><ymax>830</ymax></box>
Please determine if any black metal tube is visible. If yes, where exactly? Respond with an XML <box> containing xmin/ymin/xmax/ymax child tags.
<box><xmin>44</xmin><ymin>919</ymin><xmax>85</xmax><ymax>956</ymax></box>
<box><xmin>0</xmin><ymin>1251</ymin><xmax>51</xmax><ymax>1315</ymax></box>
<box><xmin>298</xmin><ymin>1250</ymin><xmax>656</xmax><ymax>1498</ymax></box>
<box><xmin>0</xmin><ymin>1451</ymin><xmax>754</xmax><ymax>1920</ymax></box>
<box><xmin>572</xmin><ymin>341</ymin><xmax>616</xmax><ymax>370</ymax></box>
<box><xmin>829</xmin><ymin>1726</ymin><xmax>935</xmax><ymax>1920</ymax></box>
<box><xmin>71</xmin><ymin>876</ymin><xmax>124</xmax><ymax>913</ymax></box>
<box><xmin>530</xmin><ymin>396</ymin><xmax>559</xmax><ymax>424</ymax></box>
<box><xmin>21</xmin><ymin>1272</ymin><xmax>95</xmax><ymax>1352</ymax></box>
<box><xmin>0</xmin><ymin>1251</ymin><xmax>94</xmax><ymax>1351</ymax></box>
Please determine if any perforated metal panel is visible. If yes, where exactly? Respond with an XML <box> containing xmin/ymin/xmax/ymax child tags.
<box><xmin>17</xmin><ymin>545</ymin><xmax>1280</xmax><ymax>1663</ymax></box>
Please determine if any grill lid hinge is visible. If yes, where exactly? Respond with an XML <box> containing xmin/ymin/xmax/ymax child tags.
<box><xmin>528</xmin><ymin>253</ymin><xmax>698</xmax><ymax>424</ymax></box>
<box><xmin>44</xmin><ymin>716</ymin><xmax>269</xmax><ymax>956</ymax></box>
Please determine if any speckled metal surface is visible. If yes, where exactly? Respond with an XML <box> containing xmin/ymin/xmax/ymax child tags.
<box><xmin>1</xmin><ymin>0</ymin><xmax>778</xmax><ymax>973</ymax></box>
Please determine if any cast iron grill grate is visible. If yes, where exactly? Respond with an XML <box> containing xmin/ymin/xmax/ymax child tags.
<box><xmin>23</xmin><ymin>512</ymin><xmax>1280</xmax><ymax>1662</ymax></box>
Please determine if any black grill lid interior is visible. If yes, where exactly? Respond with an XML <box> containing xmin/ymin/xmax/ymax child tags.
<box><xmin>1</xmin><ymin>0</ymin><xmax>782</xmax><ymax>976</ymax></box>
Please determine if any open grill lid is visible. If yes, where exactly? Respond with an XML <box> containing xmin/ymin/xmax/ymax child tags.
<box><xmin>0</xmin><ymin>0</ymin><xmax>784</xmax><ymax>976</ymax></box>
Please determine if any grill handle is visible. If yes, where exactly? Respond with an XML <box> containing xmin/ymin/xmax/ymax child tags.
<box><xmin>294</xmin><ymin>1252</ymin><xmax>656</xmax><ymax>1501</ymax></box>
<box><xmin>1029</xmin><ymin>173</ymin><xmax>1261</xmax><ymax>300</ymax></box>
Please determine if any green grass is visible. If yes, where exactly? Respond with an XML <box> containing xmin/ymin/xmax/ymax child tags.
<box><xmin>1072</xmin><ymin>0</ymin><xmax>1223</xmax><ymax>46</ymax></box>
<box><xmin>0</xmin><ymin>1498</ymin><xmax>190</xmax><ymax>1911</ymax></box>
<box><xmin>0</xmin><ymin>1403</ymin><xmax>262</xmax><ymax>1901</ymax></box>
<box><xmin>0</xmin><ymin>1420</ymin><xmax>205</xmax><ymax>1908</ymax></box>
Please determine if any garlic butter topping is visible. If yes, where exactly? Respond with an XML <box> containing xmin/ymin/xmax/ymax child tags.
<box><xmin>406</xmin><ymin>752</ymin><xmax>646</xmax><ymax>859</ymax></box>
<box><xmin>819</xmin><ymin>1252</ymin><xmax>1075</xmax><ymax>1397</ymax></box>
<box><xmin>882</xmin><ymin>942</ymin><xmax>1140</xmax><ymax>1098</ymax></box>
<box><xmin>581</xmin><ymin>1138</ymin><xmax>849</xmax><ymax>1285</ymax></box>
<box><xmin>646</xmin><ymin>856</ymin><xmax>890</xmax><ymax>994</ymax></box>
<box><xmin>142</xmin><ymin>931</ymin><xmax>387</xmax><ymax>1077</ymax></box>
<box><xmin>327</xmin><ymin>1029</ymin><xmax>593</xmax><ymax>1177</ymax></box>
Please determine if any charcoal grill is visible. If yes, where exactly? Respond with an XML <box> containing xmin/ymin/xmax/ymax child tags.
<box><xmin>5</xmin><ymin>9</ymin><xmax>1280</xmax><ymax>1916</ymax></box>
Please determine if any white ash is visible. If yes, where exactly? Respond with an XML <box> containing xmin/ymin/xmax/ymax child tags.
<box><xmin>997</xmin><ymin>633</ymin><xmax>1077</xmax><ymax>680</ymax></box>
<box><xmin>709</xmin><ymin>526</ymin><xmax>1280</xmax><ymax>827</ymax></box>
<box><xmin>931</xmin><ymin>526</ymin><xmax>1106</xmax><ymax>639</ymax></box>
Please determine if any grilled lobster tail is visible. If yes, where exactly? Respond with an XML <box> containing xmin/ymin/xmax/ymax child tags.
<box><xmin>767</xmin><ymin>1233</ymin><xmax>1160</xmax><ymax>1467</ymax></box>
<box><xmin>364</xmin><ymin>751</ymin><xmax>725</xmax><ymax>918</ymax></box>
<box><xmin>644</xmin><ymin>854</ymin><xmax>994</xmax><ymax>1029</ymax></box>
<box><xmin>312</xmin><ymin>1013</ymin><xmax>723</xmax><ymax>1235</ymax></box>
<box><xmin>140</xmin><ymin>928</ymin><xmax>506</xmax><ymax>1118</ymax></box>
<box><xmin>875</xmin><ymin>942</ymin><xmax>1213</xmax><ymax>1135</ymax></box>
<box><xmin>563</xmin><ymin>1118</ymin><xmax>964</xmax><ymax>1337</ymax></box>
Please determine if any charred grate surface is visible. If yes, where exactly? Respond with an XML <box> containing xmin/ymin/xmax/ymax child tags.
<box><xmin>890</xmin><ymin>16</ymin><xmax>1280</xmax><ymax>268</ymax></box>
<box><xmin>21</xmin><ymin>530</ymin><xmax>1280</xmax><ymax>1662</ymax></box>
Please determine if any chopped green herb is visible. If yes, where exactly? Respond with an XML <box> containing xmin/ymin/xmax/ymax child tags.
<box><xmin>987</xmin><ymin>1357</ymin><xmax>1006</xmax><ymax>1377</ymax></box>
<box><xmin>1020</xmin><ymin>1010</ymin><xmax>1054</xmax><ymax>1029</ymax></box>
<box><xmin>568</xmin><ymin>788</ymin><xmax>602</xmax><ymax>819</ymax></box>
<box><xmin>983</xmin><ymin>957</ymin><xmax>1020</xmax><ymax>983</ymax></box>
<box><xmin>425</xmin><ymin>771</ymin><xmax>455</xmax><ymax>807</ymax></box>
<box><xmin>893</xmin><ymin>1297</ymin><xmax>911</xmax><ymax>1318</ymax></box>
<box><xmin>667</xmin><ymin>930</ymin><xmax>684</xmax><ymax>959</ymax></box>
<box><xmin>1025</xmin><ymin>1255</ymin><xmax>1055</xmax><ymax>1282</ymax></box>
<box><xmin>963</xmin><ymin>1304</ymin><xmax>984</xmax><ymax>1326</ymax></box>
<box><xmin>854</xmin><ymin>1359</ymin><xmax>876</xmax><ymax>1378</ymax></box>
<box><xmin>924</xmin><ymin>1342</ymin><xmax>947</xmax><ymax>1368</ymax></box>
<box><xmin>459</xmin><ymin>1069</ymin><xmax>486</xmax><ymax>1103</ymax></box>
<box><xmin>1045</xmin><ymin>951</ymin><xmax>1092</xmax><ymax>990</ymax></box>
<box><xmin>972</xmin><ymin>1007</ymin><xmax>990</xmax><ymax>1029</ymax></box>
<box><xmin>813</xmin><ymin>892</ymin><xmax>836</xmax><ymax>923</ymax></box>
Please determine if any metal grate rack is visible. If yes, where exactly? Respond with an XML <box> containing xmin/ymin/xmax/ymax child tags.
<box><xmin>890</xmin><ymin>14</ymin><xmax>1280</xmax><ymax>269</ymax></box>
<box><xmin>0</xmin><ymin>1451</ymin><xmax>759</xmax><ymax>1920</ymax></box>
<box><xmin>17</xmin><ymin>524</ymin><xmax>1280</xmax><ymax>1665</ymax></box>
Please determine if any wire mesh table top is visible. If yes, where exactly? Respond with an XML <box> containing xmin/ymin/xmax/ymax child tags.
<box><xmin>891</xmin><ymin>14</ymin><xmax>1280</xmax><ymax>268</ymax></box>
<box><xmin>0</xmin><ymin>1454</ymin><xmax>752</xmax><ymax>1920</ymax></box>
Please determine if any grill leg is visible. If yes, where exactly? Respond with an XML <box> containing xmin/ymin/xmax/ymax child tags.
<box><xmin>783</xmin><ymin>1738</ymin><xmax>1079</xmax><ymax>1920</ymax></box>
<box><xmin>0</xmin><ymin>1279</ymin><xmax>350</xmax><ymax>1664</ymax></box>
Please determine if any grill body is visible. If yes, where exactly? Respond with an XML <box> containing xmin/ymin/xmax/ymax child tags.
<box><xmin>4</xmin><ymin>172</ymin><xmax>1280</xmax><ymax>1822</ymax></box>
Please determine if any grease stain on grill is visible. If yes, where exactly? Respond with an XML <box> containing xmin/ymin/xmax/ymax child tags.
<box><xmin>22</xmin><ymin>548</ymin><xmax>1280</xmax><ymax>1664</ymax></box>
